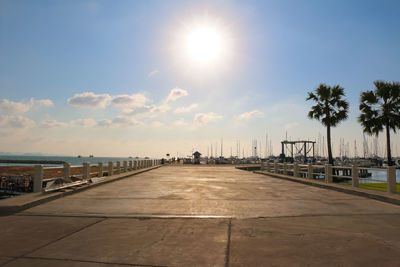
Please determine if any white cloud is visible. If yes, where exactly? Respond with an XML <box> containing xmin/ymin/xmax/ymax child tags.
<box><xmin>124</xmin><ymin>104</ymin><xmax>170</xmax><ymax>119</ymax></box>
<box><xmin>70</xmin><ymin>118</ymin><xmax>97</xmax><ymax>127</ymax></box>
<box><xmin>0</xmin><ymin>99</ymin><xmax>31</xmax><ymax>113</ymax></box>
<box><xmin>165</xmin><ymin>88</ymin><xmax>188</xmax><ymax>103</ymax></box>
<box><xmin>39</xmin><ymin>120</ymin><xmax>68</xmax><ymax>128</ymax></box>
<box><xmin>111</xmin><ymin>93</ymin><xmax>148</xmax><ymax>108</ymax></box>
<box><xmin>151</xmin><ymin>121</ymin><xmax>164</xmax><ymax>127</ymax></box>
<box><xmin>174</xmin><ymin>103</ymin><xmax>198</xmax><ymax>114</ymax></box>
<box><xmin>97</xmin><ymin>119</ymin><xmax>113</xmax><ymax>127</ymax></box>
<box><xmin>237</xmin><ymin>110</ymin><xmax>264</xmax><ymax>120</ymax></box>
<box><xmin>97</xmin><ymin>116</ymin><xmax>142</xmax><ymax>128</ymax></box>
<box><xmin>68</xmin><ymin>92</ymin><xmax>111</xmax><ymax>109</ymax></box>
<box><xmin>39</xmin><ymin>118</ymin><xmax>98</xmax><ymax>128</ymax></box>
<box><xmin>148</xmin><ymin>69</ymin><xmax>159</xmax><ymax>77</ymax></box>
<box><xmin>0</xmin><ymin>115</ymin><xmax>35</xmax><ymax>128</ymax></box>
<box><xmin>0</xmin><ymin>98</ymin><xmax>53</xmax><ymax>114</ymax></box>
<box><xmin>34</xmin><ymin>99</ymin><xmax>53</xmax><ymax>108</ymax></box>
<box><xmin>193</xmin><ymin>112</ymin><xmax>222</xmax><ymax>126</ymax></box>
<box><xmin>174</xmin><ymin>118</ymin><xmax>187</xmax><ymax>126</ymax></box>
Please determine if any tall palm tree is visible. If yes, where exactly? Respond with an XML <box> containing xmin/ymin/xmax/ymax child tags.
<box><xmin>358</xmin><ymin>81</ymin><xmax>400</xmax><ymax>166</ymax></box>
<box><xmin>306</xmin><ymin>84</ymin><xmax>349</xmax><ymax>165</ymax></box>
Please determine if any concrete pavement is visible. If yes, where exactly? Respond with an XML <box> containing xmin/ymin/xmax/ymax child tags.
<box><xmin>1</xmin><ymin>165</ymin><xmax>400</xmax><ymax>266</ymax></box>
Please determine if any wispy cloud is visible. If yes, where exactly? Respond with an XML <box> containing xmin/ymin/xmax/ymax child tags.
<box><xmin>165</xmin><ymin>88</ymin><xmax>188</xmax><ymax>103</ymax></box>
<box><xmin>68</xmin><ymin>92</ymin><xmax>111</xmax><ymax>109</ymax></box>
<box><xmin>148</xmin><ymin>69</ymin><xmax>159</xmax><ymax>77</ymax></box>
<box><xmin>151</xmin><ymin>121</ymin><xmax>164</xmax><ymax>127</ymax></box>
<box><xmin>174</xmin><ymin>118</ymin><xmax>186</xmax><ymax>126</ymax></box>
<box><xmin>0</xmin><ymin>115</ymin><xmax>35</xmax><ymax>128</ymax></box>
<box><xmin>39</xmin><ymin>118</ymin><xmax>98</xmax><ymax>128</ymax></box>
<box><xmin>174</xmin><ymin>103</ymin><xmax>198</xmax><ymax>113</ymax></box>
<box><xmin>97</xmin><ymin>119</ymin><xmax>113</xmax><ymax>127</ymax></box>
<box><xmin>39</xmin><ymin>120</ymin><xmax>68</xmax><ymax>128</ymax></box>
<box><xmin>0</xmin><ymin>98</ymin><xmax>53</xmax><ymax>114</ymax></box>
<box><xmin>111</xmin><ymin>93</ymin><xmax>148</xmax><ymax>108</ymax></box>
<box><xmin>70</xmin><ymin>118</ymin><xmax>97</xmax><ymax>127</ymax></box>
<box><xmin>97</xmin><ymin>116</ymin><xmax>142</xmax><ymax>128</ymax></box>
<box><xmin>193</xmin><ymin>112</ymin><xmax>222</xmax><ymax>126</ymax></box>
<box><xmin>123</xmin><ymin>104</ymin><xmax>170</xmax><ymax>119</ymax></box>
<box><xmin>68</xmin><ymin>92</ymin><xmax>149</xmax><ymax>110</ymax></box>
<box><xmin>237</xmin><ymin>110</ymin><xmax>264</xmax><ymax>120</ymax></box>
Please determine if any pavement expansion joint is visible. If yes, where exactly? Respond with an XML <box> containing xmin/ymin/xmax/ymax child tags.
<box><xmin>16</xmin><ymin>211</ymin><xmax>400</xmax><ymax>220</ymax></box>
<box><xmin>2</xmin><ymin>257</ymin><xmax>18</xmax><ymax>266</ymax></box>
<box><xmin>243</xmin><ymin>212</ymin><xmax>400</xmax><ymax>220</ymax></box>
<box><xmin>16</xmin><ymin>212</ymin><xmax>235</xmax><ymax>219</ymax></box>
<box><xmin>17</xmin><ymin>218</ymin><xmax>106</xmax><ymax>259</ymax></box>
<box><xmin>65</xmin><ymin>197</ymin><xmax>361</xmax><ymax>201</ymax></box>
<box><xmin>20</xmin><ymin>256</ymin><xmax>169</xmax><ymax>267</ymax></box>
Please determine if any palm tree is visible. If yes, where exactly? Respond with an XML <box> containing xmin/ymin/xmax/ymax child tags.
<box><xmin>306</xmin><ymin>84</ymin><xmax>349</xmax><ymax>165</ymax></box>
<box><xmin>358</xmin><ymin>81</ymin><xmax>400</xmax><ymax>166</ymax></box>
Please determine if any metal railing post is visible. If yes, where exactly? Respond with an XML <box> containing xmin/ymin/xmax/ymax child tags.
<box><xmin>261</xmin><ymin>162</ymin><xmax>265</xmax><ymax>171</ymax></box>
<box><xmin>108</xmin><ymin>161</ymin><xmax>114</xmax><ymax>176</ymax></box>
<box><xmin>134</xmin><ymin>160</ymin><xmax>138</xmax><ymax>170</ymax></box>
<box><xmin>274</xmin><ymin>161</ymin><xmax>278</xmax><ymax>173</ymax></box>
<box><xmin>129</xmin><ymin>160</ymin><xmax>133</xmax><ymax>170</ymax></box>
<box><xmin>63</xmin><ymin>162</ymin><xmax>71</xmax><ymax>182</ymax></box>
<box><xmin>266</xmin><ymin>161</ymin><xmax>270</xmax><ymax>172</ymax></box>
<box><xmin>33</xmin><ymin>165</ymin><xmax>43</xmax><ymax>193</ymax></box>
<box><xmin>98</xmin><ymin>162</ymin><xmax>103</xmax><ymax>177</ymax></box>
<box><xmin>352</xmin><ymin>165</ymin><xmax>358</xmax><ymax>187</ymax></box>
<box><xmin>325</xmin><ymin>164</ymin><xmax>332</xmax><ymax>183</ymax></box>
<box><xmin>387</xmin><ymin>166</ymin><xmax>397</xmax><ymax>193</ymax></box>
<box><xmin>308</xmin><ymin>163</ymin><xmax>313</xmax><ymax>179</ymax></box>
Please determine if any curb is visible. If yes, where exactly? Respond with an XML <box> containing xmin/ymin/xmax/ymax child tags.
<box><xmin>0</xmin><ymin>165</ymin><xmax>162</xmax><ymax>216</ymax></box>
<box><xmin>251</xmin><ymin>170</ymin><xmax>400</xmax><ymax>206</ymax></box>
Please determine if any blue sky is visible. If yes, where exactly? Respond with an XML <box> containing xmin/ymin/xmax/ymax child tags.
<box><xmin>1</xmin><ymin>0</ymin><xmax>399</xmax><ymax>157</ymax></box>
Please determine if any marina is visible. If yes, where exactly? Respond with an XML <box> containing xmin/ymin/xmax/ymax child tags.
<box><xmin>1</xmin><ymin>1</ymin><xmax>400</xmax><ymax>266</ymax></box>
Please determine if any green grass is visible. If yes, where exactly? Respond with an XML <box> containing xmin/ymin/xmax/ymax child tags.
<box><xmin>340</xmin><ymin>182</ymin><xmax>400</xmax><ymax>192</ymax></box>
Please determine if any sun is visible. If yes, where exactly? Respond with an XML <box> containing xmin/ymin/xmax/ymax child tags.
<box><xmin>171</xmin><ymin>16</ymin><xmax>234</xmax><ymax>74</ymax></box>
<box><xmin>185</xmin><ymin>26</ymin><xmax>222</xmax><ymax>63</ymax></box>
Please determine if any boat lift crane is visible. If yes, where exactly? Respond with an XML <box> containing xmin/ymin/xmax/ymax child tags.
<box><xmin>280</xmin><ymin>140</ymin><xmax>316</xmax><ymax>163</ymax></box>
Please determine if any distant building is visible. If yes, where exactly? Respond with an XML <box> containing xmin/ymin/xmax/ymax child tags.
<box><xmin>192</xmin><ymin>151</ymin><xmax>201</xmax><ymax>164</ymax></box>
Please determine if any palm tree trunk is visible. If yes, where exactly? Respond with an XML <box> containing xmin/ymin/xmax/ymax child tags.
<box><xmin>386</xmin><ymin>125</ymin><xmax>392</xmax><ymax>166</ymax></box>
<box><xmin>327</xmin><ymin>125</ymin><xmax>333</xmax><ymax>165</ymax></box>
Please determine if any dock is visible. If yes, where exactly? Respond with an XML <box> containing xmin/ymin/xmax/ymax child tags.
<box><xmin>1</xmin><ymin>165</ymin><xmax>400</xmax><ymax>266</ymax></box>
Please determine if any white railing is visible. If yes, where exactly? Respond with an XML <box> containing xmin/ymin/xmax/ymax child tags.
<box><xmin>260</xmin><ymin>161</ymin><xmax>397</xmax><ymax>193</ymax></box>
<box><xmin>33</xmin><ymin>159</ymin><xmax>162</xmax><ymax>193</ymax></box>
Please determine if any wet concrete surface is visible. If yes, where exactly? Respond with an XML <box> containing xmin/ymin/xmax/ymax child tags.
<box><xmin>2</xmin><ymin>165</ymin><xmax>400</xmax><ymax>266</ymax></box>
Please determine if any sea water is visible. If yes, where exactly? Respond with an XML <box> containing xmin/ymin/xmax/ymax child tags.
<box><xmin>366</xmin><ymin>168</ymin><xmax>400</xmax><ymax>183</ymax></box>
<box><xmin>0</xmin><ymin>155</ymin><xmax>147</xmax><ymax>167</ymax></box>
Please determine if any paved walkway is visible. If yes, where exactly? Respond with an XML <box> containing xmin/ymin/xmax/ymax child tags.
<box><xmin>1</xmin><ymin>165</ymin><xmax>400</xmax><ymax>266</ymax></box>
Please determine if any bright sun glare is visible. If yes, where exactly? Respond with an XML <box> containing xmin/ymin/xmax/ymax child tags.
<box><xmin>186</xmin><ymin>27</ymin><xmax>222</xmax><ymax>63</ymax></box>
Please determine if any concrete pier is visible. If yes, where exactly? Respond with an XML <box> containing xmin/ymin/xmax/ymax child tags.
<box><xmin>1</xmin><ymin>165</ymin><xmax>400</xmax><ymax>266</ymax></box>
